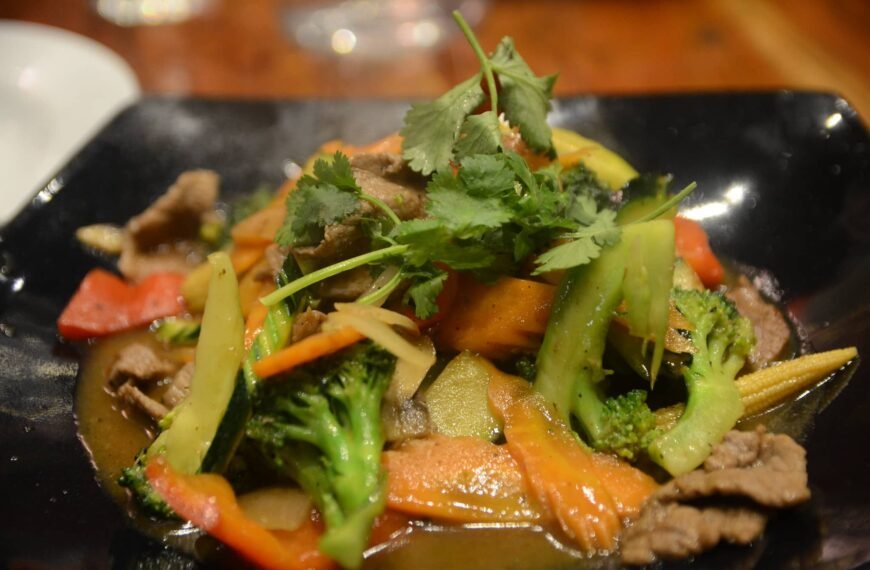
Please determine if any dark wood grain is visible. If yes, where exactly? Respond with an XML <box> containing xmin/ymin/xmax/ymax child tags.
<box><xmin>1</xmin><ymin>0</ymin><xmax>867</xmax><ymax>118</ymax></box>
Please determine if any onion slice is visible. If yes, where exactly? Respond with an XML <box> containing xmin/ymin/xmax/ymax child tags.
<box><xmin>237</xmin><ymin>487</ymin><xmax>312</xmax><ymax>531</ymax></box>
<box><xmin>333</xmin><ymin>302</ymin><xmax>419</xmax><ymax>334</ymax></box>
<box><xmin>325</xmin><ymin>312</ymin><xmax>433</xmax><ymax>369</ymax></box>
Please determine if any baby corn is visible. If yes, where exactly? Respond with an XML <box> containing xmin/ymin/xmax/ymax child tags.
<box><xmin>655</xmin><ymin>347</ymin><xmax>858</xmax><ymax>429</ymax></box>
<box><xmin>736</xmin><ymin>347</ymin><xmax>858</xmax><ymax>416</ymax></box>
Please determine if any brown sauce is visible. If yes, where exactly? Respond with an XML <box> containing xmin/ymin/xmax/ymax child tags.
<box><xmin>76</xmin><ymin>330</ymin><xmax>161</xmax><ymax>504</ymax></box>
<box><xmin>75</xmin><ymin>330</ymin><xmax>588</xmax><ymax>568</ymax></box>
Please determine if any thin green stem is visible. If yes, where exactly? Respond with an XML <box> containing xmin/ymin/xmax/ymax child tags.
<box><xmin>453</xmin><ymin>10</ymin><xmax>498</xmax><ymax>115</ymax></box>
<box><xmin>633</xmin><ymin>182</ymin><xmax>698</xmax><ymax>224</ymax></box>
<box><xmin>358</xmin><ymin>192</ymin><xmax>401</xmax><ymax>227</ymax></box>
<box><xmin>357</xmin><ymin>269</ymin><xmax>404</xmax><ymax>306</ymax></box>
<box><xmin>260</xmin><ymin>245</ymin><xmax>410</xmax><ymax>306</ymax></box>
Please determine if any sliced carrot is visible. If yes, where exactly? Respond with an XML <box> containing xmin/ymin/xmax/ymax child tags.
<box><xmin>383</xmin><ymin>435</ymin><xmax>544</xmax><ymax>524</ymax></box>
<box><xmin>271</xmin><ymin>177</ymin><xmax>298</xmax><ymax>206</ymax></box>
<box><xmin>231</xmin><ymin>206</ymin><xmax>286</xmax><ymax>246</ymax></box>
<box><xmin>353</xmin><ymin>132</ymin><xmax>403</xmax><ymax>156</ymax></box>
<box><xmin>673</xmin><ymin>216</ymin><xmax>724</xmax><ymax>288</ymax></box>
<box><xmin>493</xmin><ymin>384</ymin><xmax>622</xmax><ymax>551</ymax></box>
<box><xmin>587</xmin><ymin>452</ymin><xmax>660</xmax><ymax>519</ymax></box>
<box><xmin>231</xmin><ymin>244</ymin><xmax>267</xmax><ymax>275</ymax></box>
<box><xmin>486</xmin><ymin>366</ymin><xmax>656</xmax><ymax>553</ymax></box>
<box><xmin>252</xmin><ymin>326</ymin><xmax>365</xmax><ymax>378</ymax></box>
<box><xmin>244</xmin><ymin>298</ymin><xmax>271</xmax><ymax>351</ymax></box>
<box><xmin>435</xmin><ymin>275</ymin><xmax>555</xmax><ymax>359</ymax></box>
<box><xmin>146</xmin><ymin>456</ymin><xmax>334</xmax><ymax>570</ymax></box>
<box><xmin>238</xmin><ymin>259</ymin><xmax>274</xmax><ymax>317</ymax></box>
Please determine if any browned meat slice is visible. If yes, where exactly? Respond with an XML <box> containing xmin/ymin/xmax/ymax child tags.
<box><xmin>349</xmin><ymin>153</ymin><xmax>427</xmax><ymax>220</ymax></box>
<box><xmin>656</xmin><ymin>427</ymin><xmax>810</xmax><ymax>508</ymax></box>
<box><xmin>107</xmin><ymin>343</ymin><xmax>177</xmax><ymax>387</ymax></box>
<box><xmin>620</xmin><ymin>427</ymin><xmax>810</xmax><ymax>565</ymax></box>
<box><xmin>620</xmin><ymin>503</ymin><xmax>767</xmax><ymax>565</ymax></box>
<box><xmin>292</xmin><ymin>221</ymin><xmax>367</xmax><ymax>267</ymax></box>
<box><xmin>117</xmin><ymin>381</ymin><xmax>169</xmax><ymax>420</ymax></box>
<box><xmin>265</xmin><ymin>243</ymin><xmax>290</xmax><ymax>276</ymax></box>
<box><xmin>119</xmin><ymin>170</ymin><xmax>219</xmax><ymax>281</ymax></box>
<box><xmin>162</xmin><ymin>362</ymin><xmax>194</xmax><ymax>408</ymax></box>
<box><xmin>318</xmin><ymin>266</ymin><xmax>375</xmax><ymax>302</ymax></box>
<box><xmin>291</xmin><ymin>153</ymin><xmax>425</xmax><ymax>267</ymax></box>
<box><xmin>727</xmin><ymin>276</ymin><xmax>791</xmax><ymax>369</ymax></box>
<box><xmin>291</xmin><ymin>309</ymin><xmax>327</xmax><ymax>343</ymax></box>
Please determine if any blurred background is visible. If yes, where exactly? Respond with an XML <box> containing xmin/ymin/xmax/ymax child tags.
<box><xmin>2</xmin><ymin>0</ymin><xmax>867</xmax><ymax>106</ymax></box>
<box><xmin>0</xmin><ymin>0</ymin><xmax>867</xmax><ymax>217</ymax></box>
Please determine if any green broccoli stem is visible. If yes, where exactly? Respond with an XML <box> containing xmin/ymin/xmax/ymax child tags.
<box><xmin>534</xmin><ymin>242</ymin><xmax>627</xmax><ymax>430</ymax></box>
<box><xmin>646</xmin><ymin>352</ymin><xmax>744</xmax><ymax>476</ymax></box>
<box><xmin>646</xmin><ymin>289</ymin><xmax>753</xmax><ymax>476</ymax></box>
<box><xmin>247</xmin><ymin>346</ymin><xmax>395</xmax><ymax>569</ymax></box>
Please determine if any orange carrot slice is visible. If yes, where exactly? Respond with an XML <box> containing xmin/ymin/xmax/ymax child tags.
<box><xmin>486</xmin><ymin>367</ymin><xmax>656</xmax><ymax>552</ymax></box>
<box><xmin>231</xmin><ymin>244</ymin><xmax>267</xmax><ymax>275</ymax></box>
<box><xmin>146</xmin><ymin>456</ymin><xmax>334</xmax><ymax>570</ymax></box>
<box><xmin>435</xmin><ymin>275</ymin><xmax>555</xmax><ymax>359</ymax></box>
<box><xmin>244</xmin><ymin>299</ymin><xmax>271</xmax><ymax>351</ymax></box>
<box><xmin>383</xmin><ymin>435</ymin><xmax>544</xmax><ymax>523</ymax></box>
<box><xmin>252</xmin><ymin>326</ymin><xmax>365</xmax><ymax>378</ymax></box>
<box><xmin>231</xmin><ymin>206</ymin><xmax>286</xmax><ymax>246</ymax></box>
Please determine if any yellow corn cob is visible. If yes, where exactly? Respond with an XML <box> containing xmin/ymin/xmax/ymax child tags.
<box><xmin>736</xmin><ymin>347</ymin><xmax>858</xmax><ymax>416</ymax></box>
<box><xmin>654</xmin><ymin>347</ymin><xmax>858</xmax><ymax>429</ymax></box>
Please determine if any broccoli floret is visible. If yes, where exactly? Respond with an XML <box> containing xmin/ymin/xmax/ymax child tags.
<box><xmin>535</xmin><ymin>231</ymin><xmax>661</xmax><ymax>462</ymax></box>
<box><xmin>647</xmin><ymin>288</ymin><xmax>755</xmax><ymax>475</ymax></box>
<box><xmin>118</xmin><ymin>453</ymin><xmax>174</xmax><ymax>519</ymax></box>
<box><xmin>593</xmin><ymin>390</ymin><xmax>660</xmax><ymax>461</ymax></box>
<box><xmin>247</xmin><ymin>344</ymin><xmax>396</xmax><ymax>569</ymax></box>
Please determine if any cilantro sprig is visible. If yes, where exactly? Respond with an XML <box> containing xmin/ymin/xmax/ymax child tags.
<box><xmin>401</xmin><ymin>12</ymin><xmax>557</xmax><ymax>175</ymax></box>
<box><xmin>262</xmin><ymin>152</ymin><xmax>637</xmax><ymax>316</ymax></box>
<box><xmin>276</xmin><ymin>152</ymin><xmax>400</xmax><ymax>249</ymax></box>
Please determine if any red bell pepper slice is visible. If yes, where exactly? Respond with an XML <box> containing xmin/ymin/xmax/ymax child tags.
<box><xmin>673</xmin><ymin>217</ymin><xmax>725</xmax><ymax>288</ymax></box>
<box><xmin>57</xmin><ymin>269</ymin><xmax>185</xmax><ymax>340</ymax></box>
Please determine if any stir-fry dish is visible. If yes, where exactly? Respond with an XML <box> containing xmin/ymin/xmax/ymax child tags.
<box><xmin>62</xmin><ymin>13</ymin><xmax>859</xmax><ymax>570</ymax></box>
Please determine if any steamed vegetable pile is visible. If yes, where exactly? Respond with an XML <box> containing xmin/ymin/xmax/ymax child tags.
<box><xmin>60</xmin><ymin>12</ymin><xmax>860</xmax><ymax>570</ymax></box>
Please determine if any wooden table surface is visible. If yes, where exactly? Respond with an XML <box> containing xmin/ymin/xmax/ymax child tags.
<box><xmin>3</xmin><ymin>0</ymin><xmax>868</xmax><ymax>120</ymax></box>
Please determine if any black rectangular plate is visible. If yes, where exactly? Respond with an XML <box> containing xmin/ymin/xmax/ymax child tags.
<box><xmin>0</xmin><ymin>93</ymin><xmax>868</xmax><ymax>569</ymax></box>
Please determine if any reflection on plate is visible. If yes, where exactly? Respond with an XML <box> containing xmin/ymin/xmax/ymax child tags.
<box><xmin>0</xmin><ymin>20</ymin><xmax>139</xmax><ymax>221</ymax></box>
<box><xmin>0</xmin><ymin>95</ymin><xmax>868</xmax><ymax>569</ymax></box>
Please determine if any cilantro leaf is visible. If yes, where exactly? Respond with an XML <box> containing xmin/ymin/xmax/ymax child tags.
<box><xmin>401</xmin><ymin>73</ymin><xmax>486</xmax><ymax>175</ymax></box>
<box><xmin>456</xmin><ymin>154</ymin><xmax>517</xmax><ymax>198</ymax></box>
<box><xmin>454</xmin><ymin>111</ymin><xmax>501</xmax><ymax>159</ymax></box>
<box><xmin>400</xmin><ymin>14</ymin><xmax>556</xmax><ymax>175</ymax></box>
<box><xmin>313</xmin><ymin>151</ymin><xmax>358</xmax><ymax>189</ymax></box>
<box><xmin>490</xmin><ymin>38</ymin><xmax>557</xmax><ymax>156</ymax></box>
<box><xmin>403</xmin><ymin>264</ymin><xmax>448</xmax><ymax>319</ymax></box>
<box><xmin>426</xmin><ymin>186</ymin><xmax>514</xmax><ymax>239</ymax></box>
<box><xmin>276</xmin><ymin>152</ymin><xmax>361</xmax><ymax>248</ymax></box>
<box><xmin>393</xmin><ymin>219</ymin><xmax>498</xmax><ymax>270</ymax></box>
<box><xmin>533</xmin><ymin>203</ymin><xmax>620</xmax><ymax>274</ymax></box>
